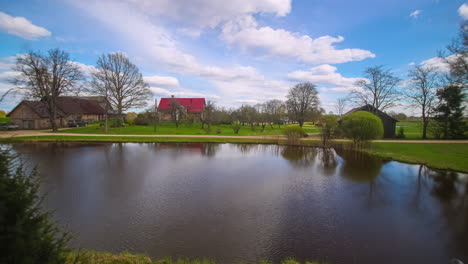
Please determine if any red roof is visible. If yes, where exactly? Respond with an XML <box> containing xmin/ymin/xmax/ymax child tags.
<box><xmin>158</xmin><ymin>98</ymin><xmax>206</xmax><ymax>113</ymax></box>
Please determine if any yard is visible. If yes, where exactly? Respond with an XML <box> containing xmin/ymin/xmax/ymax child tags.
<box><xmin>58</xmin><ymin>122</ymin><xmax>321</xmax><ymax>136</ymax></box>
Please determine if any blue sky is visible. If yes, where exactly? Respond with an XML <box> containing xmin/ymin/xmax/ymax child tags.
<box><xmin>0</xmin><ymin>0</ymin><xmax>466</xmax><ymax>114</ymax></box>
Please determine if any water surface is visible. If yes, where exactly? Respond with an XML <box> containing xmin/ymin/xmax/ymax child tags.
<box><xmin>9</xmin><ymin>143</ymin><xmax>468</xmax><ymax>264</ymax></box>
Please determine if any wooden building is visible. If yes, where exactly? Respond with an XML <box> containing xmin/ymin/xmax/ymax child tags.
<box><xmin>344</xmin><ymin>105</ymin><xmax>398</xmax><ymax>138</ymax></box>
<box><xmin>7</xmin><ymin>97</ymin><xmax>109</xmax><ymax>129</ymax></box>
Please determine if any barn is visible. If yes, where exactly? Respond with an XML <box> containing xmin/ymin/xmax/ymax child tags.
<box><xmin>7</xmin><ymin>97</ymin><xmax>108</xmax><ymax>129</ymax></box>
<box><xmin>158</xmin><ymin>96</ymin><xmax>206</xmax><ymax>121</ymax></box>
<box><xmin>344</xmin><ymin>105</ymin><xmax>398</xmax><ymax>138</ymax></box>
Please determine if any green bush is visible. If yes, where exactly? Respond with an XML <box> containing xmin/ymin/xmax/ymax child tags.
<box><xmin>341</xmin><ymin>111</ymin><xmax>384</xmax><ymax>146</ymax></box>
<box><xmin>395</xmin><ymin>127</ymin><xmax>405</xmax><ymax>139</ymax></box>
<box><xmin>232</xmin><ymin>123</ymin><xmax>241</xmax><ymax>134</ymax></box>
<box><xmin>0</xmin><ymin>150</ymin><xmax>69</xmax><ymax>263</ymax></box>
<box><xmin>283</xmin><ymin>125</ymin><xmax>305</xmax><ymax>144</ymax></box>
<box><xmin>134</xmin><ymin>113</ymin><xmax>151</xmax><ymax>126</ymax></box>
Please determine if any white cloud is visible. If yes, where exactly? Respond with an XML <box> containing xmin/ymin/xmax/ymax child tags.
<box><xmin>176</xmin><ymin>28</ymin><xmax>202</xmax><ymax>38</ymax></box>
<box><xmin>69</xmin><ymin>0</ymin><xmax>291</xmax><ymax>107</ymax></box>
<box><xmin>0</xmin><ymin>61</ymin><xmax>13</xmax><ymax>70</ymax></box>
<box><xmin>150</xmin><ymin>87</ymin><xmax>220</xmax><ymax>99</ymax></box>
<box><xmin>126</xmin><ymin>0</ymin><xmax>291</xmax><ymax>28</ymax></box>
<box><xmin>287</xmin><ymin>64</ymin><xmax>362</xmax><ymax>93</ymax></box>
<box><xmin>420</xmin><ymin>55</ymin><xmax>464</xmax><ymax>73</ymax></box>
<box><xmin>144</xmin><ymin>75</ymin><xmax>180</xmax><ymax>88</ymax></box>
<box><xmin>0</xmin><ymin>71</ymin><xmax>20</xmax><ymax>81</ymax></box>
<box><xmin>0</xmin><ymin>11</ymin><xmax>51</xmax><ymax>40</ymax></box>
<box><xmin>458</xmin><ymin>3</ymin><xmax>468</xmax><ymax>20</ymax></box>
<box><xmin>410</xmin><ymin>10</ymin><xmax>421</xmax><ymax>18</ymax></box>
<box><xmin>221</xmin><ymin>15</ymin><xmax>375</xmax><ymax>64</ymax></box>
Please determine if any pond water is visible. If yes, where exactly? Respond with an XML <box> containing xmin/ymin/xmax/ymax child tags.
<box><xmin>8</xmin><ymin>142</ymin><xmax>468</xmax><ymax>264</ymax></box>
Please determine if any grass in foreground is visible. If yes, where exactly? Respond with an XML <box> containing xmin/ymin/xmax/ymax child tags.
<box><xmin>365</xmin><ymin>142</ymin><xmax>468</xmax><ymax>172</ymax></box>
<box><xmin>59</xmin><ymin>122</ymin><xmax>320</xmax><ymax>136</ymax></box>
<box><xmin>65</xmin><ymin>251</ymin><xmax>323</xmax><ymax>264</ymax></box>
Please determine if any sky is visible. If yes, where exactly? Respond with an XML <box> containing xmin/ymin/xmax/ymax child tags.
<box><xmin>0</xmin><ymin>0</ymin><xmax>466</xmax><ymax>115</ymax></box>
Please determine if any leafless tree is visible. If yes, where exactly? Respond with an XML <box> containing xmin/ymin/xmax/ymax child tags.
<box><xmin>264</xmin><ymin>99</ymin><xmax>285</xmax><ymax>128</ymax></box>
<box><xmin>286</xmin><ymin>82</ymin><xmax>320</xmax><ymax>127</ymax></box>
<box><xmin>12</xmin><ymin>49</ymin><xmax>83</xmax><ymax>131</ymax></box>
<box><xmin>169</xmin><ymin>97</ymin><xmax>186</xmax><ymax>128</ymax></box>
<box><xmin>351</xmin><ymin>65</ymin><xmax>401</xmax><ymax>111</ymax></box>
<box><xmin>406</xmin><ymin>66</ymin><xmax>440</xmax><ymax>139</ymax></box>
<box><xmin>335</xmin><ymin>98</ymin><xmax>347</xmax><ymax>116</ymax></box>
<box><xmin>439</xmin><ymin>22</ymin><xmax>468</xmax><ymax>85</ymax></box>
<box><xmin>201</xmin><ymin>101</ymin><xmax>215</xmax><ymax>129</ymax></box>
<box><xmin>90</xmin><ymin>52</ymin><xmax>151</xmax><ymax>127</ymax></box>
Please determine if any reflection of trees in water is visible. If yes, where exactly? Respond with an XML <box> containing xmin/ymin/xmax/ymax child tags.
<box><xmin>155</xmin><ymin>143</ymin><xmax>220</xmax><ymax>158</ymax></box>
<box><xmin>427</xmin><ymin>169</ymin><xmax>468</xmax><ymax>257</ymax></box>
<box><xmin>318</xmin><ymin>148</ymin><xmax>337</xmax><ymax>176</ymax></box>
<box><xmin>280</xmin><ymin>146</ymin><xmax>318</xmax><ymax>168</ymax></box>
<box><xmin>335</xmin><ymin>149</ymin><xmax>383</xmax><ymax>183</ymax></box>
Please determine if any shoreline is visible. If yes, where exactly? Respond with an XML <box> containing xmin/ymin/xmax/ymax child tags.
<box><xmin>1</xmin><ymin>135</ymin><xmax>467</xmax><ymax>173</ymax></box>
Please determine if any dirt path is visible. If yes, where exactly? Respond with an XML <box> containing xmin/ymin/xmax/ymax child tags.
<box><xmin>1</xmin><ymin>130</ymin><xmax>467</xmax><ymax>143</ymax></box>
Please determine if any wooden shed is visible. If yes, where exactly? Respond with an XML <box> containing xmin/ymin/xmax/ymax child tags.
<box><xmin>7</xmin><ymin>97</ymin><xmax>108</xmax><ymax>129</ymax></box>
<box><xmin>344</xmin><ymin>105</ymin><xmax>398</xmax><ymax>138</ymax></box>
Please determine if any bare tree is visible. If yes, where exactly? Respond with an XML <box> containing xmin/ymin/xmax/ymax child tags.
<box><xmin>351</xmin><ymin>65</ymin><xmax>401</xmax><ymax>111</ymax></box>
<box><xmin>286</xmin><ymin>82</ymin><xmax>320</xmax><ymax>127</ymax></box>
<box><xmin>335</xmin><ymin>98</ymin><xmax>347</xmax><ymax>116</ymax></box>
<box><xmin>13</xmin><ymin>49</ymin><xmax>83</xmax><ymax>131</ymax></box>
<box><xmin>264</xmin><ymin>99</ymin><xmax>285</xmax><ymax>128</ymax></box>
<box><xmin>406</xmin><ymin>66</ymin><xmax>439</xmax><ymax>139</ymax></box>
<box><xmin>201</xmin><ymin>101</ymin><xmax>215</xmax><ymax>129</ymax></box>
<box><xmin>90</xmin><ymin>52</ymin><xmax>151</xmax><ymax>127</ymax></box>
<box><xmin>439</xmin><ymin>22</ymin><xmax>468</xmax><ymax>85</ymax></box>
<box><xmin>169</xmin><ymin>96</ymin><xmax>186</xmax><ymax>128</ymax></box>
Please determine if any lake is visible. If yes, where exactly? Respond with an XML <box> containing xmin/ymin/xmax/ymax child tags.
<box><xmin>8</xmin><ymin>142</ymin><xmax>468</xmax><ymax>264</ymax></box>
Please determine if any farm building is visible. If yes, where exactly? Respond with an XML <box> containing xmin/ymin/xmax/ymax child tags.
<box><xmin>344</xmin><ymin>105</ymin><xmax>398</xmax><ymax>138</ymax></box>
<box><xmin>158</xmin><ymin>96</ymin><xmax>206</xmax><ymax>121</ymax></box>
<box><xmin>7</xmin><ymin>97</ymin><xmax>110</xmax><ymax>129</ymax></box>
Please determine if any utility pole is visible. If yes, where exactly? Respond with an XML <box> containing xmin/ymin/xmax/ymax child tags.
<box><xmin>153</xmin><ymin>98</ymin><xmax>158</xmax><ymax>133</ymax></box>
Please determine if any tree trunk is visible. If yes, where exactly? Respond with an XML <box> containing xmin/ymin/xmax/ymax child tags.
<box><xmin>298</xmin><ymin>119</ymin><xmax>304</xmax><ymax>127</ymax></box>
<box><xmin>422</xmin><ymin>117</ymin><xmax>428</xmax><ymax>140</ymax></box>
<box><xmin>49</xmin><ymin>100</ymin><xmax>58</xmax><ymax>132</ymax></box>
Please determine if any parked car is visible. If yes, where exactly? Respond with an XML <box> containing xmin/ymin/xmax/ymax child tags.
<box><xmin>67</xmin><ymin>120</ymin><xmax>88</xmax><ymax>127</ymax></box>
<box><xmin>0</xmin><ymin>122</ymin><xmax>19</xmax><ymax>130</ymax></box>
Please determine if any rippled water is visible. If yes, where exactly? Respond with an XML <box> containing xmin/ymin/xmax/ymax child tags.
<box><xmin>9</xmin><ymin>142</ymin><xmax>468</xmax><ymax>264</ymax></box>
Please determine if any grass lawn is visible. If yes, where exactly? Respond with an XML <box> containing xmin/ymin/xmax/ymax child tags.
<box><xmin>65</xmin><ymin>251</ymin><xmax>322</xmax><ymax>264</ymax></box>
<box><xmin>58</xmin><ymin>122</ymin><xmax>320</xmax><ymax>136</ymax></box>
<box><xmin>365</xmin><ymin>142</ymin><xmax>468</xmax><ymax>172</ymax></box>
<box><xmin>0</xmin><ymin>117</ymin><xmax>11</xmax><ymax>123</ymax></box>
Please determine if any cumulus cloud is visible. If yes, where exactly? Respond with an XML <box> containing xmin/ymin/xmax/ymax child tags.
<box><xmin>69</xmin><ymin>0</ymin><xmax>290</xmax><ymax>107</ymax></box>
<box><xmin>150</xmin><ymin>87</ymin><xmax>220</xmax><ymax>99</ymax></box>
<box><xmin>0</xmin><ymin>11</ymin><xmax>51</xmax><ymax>40</ymax></box>
<box><xmin>144</xmin><ymin>75</ymin><xmax>180</xmax><ymax>88</ymax></box>
<box><xmin>126</xmin><ymin>0</ymin><xmax>291</xmax><ymax>28</ymax></box>
<box><xmin>221</xmin><ymin>15</ymin><xmax>375</xmax><ymax>64</ymax></box>
<box><xmin>410</xmin><ymin>10</ymin><xmax>421</xmax><ymax>18</ymax></box>
<box><xmin>420</xmin><ymin>55</ymin><xmax>464</xmax><ymax>73</ymax></box>
<box><xmin>458</xmin><ymin>3</ymin><xmax>468</xmax><ymax>20</ymax></box>
<box><xmin>287</xmin><ymin>64</ymin><xmax>362</xmax><ymax>93</ymax></box>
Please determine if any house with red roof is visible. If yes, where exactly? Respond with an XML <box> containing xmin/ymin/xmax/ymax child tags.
<box><xmin>158</xmin><ymin>95</ymin><xmax>206</xmax><ymax>121</ymax></box>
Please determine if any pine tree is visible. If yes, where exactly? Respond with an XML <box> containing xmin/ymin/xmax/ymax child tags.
<box><xmin>432</xmin><ymin>84</ymin><xmax>467</xmax><ymax>139</ymax></box>
<box><xmin>0</xmin><ymin>149</ymin><xmax>69</xmax><ymax>263</ymax></box>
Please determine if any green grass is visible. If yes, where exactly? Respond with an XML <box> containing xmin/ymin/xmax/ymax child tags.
<box><xmin>0</xmin><ymin>117</ymin><xmax>11</xmax><ymax>123</ymax></box>
<box><xmin>58</xmin><ymin>122</ymin><xmax>320</xmax><ymax>136</ymax></box>
<box><xmin>65</xmin><ymin>251</ymin><xmax>323</xmax><ymax>264</ymax></box>
<box><xmin>365</xmin><ymin>142</ymin><xmax>468</xmax><ymax>172</ymax></box>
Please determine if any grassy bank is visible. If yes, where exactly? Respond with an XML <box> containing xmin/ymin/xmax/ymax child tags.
<box><xmin>59</xmin><ymin>122</ymin><xmax>320</xmax><ymax>136</ymax></box>
<box><xmin>65</xmin><ymin>251</ymin><xmax>322</xmax><ymax>264</ymax></box>
<box><xmin>362</xmin><ymin>142</ymin><xmax>468</xmax><ymax>172</ymax></box>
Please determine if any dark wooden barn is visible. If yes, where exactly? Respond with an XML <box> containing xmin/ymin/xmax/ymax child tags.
<box><xmin>344</xmin><ymin>105</ymin><xmax>398</xmax><ymax>138</ymax></box>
